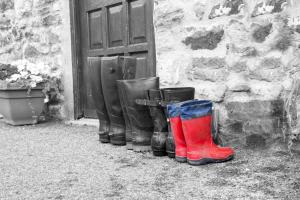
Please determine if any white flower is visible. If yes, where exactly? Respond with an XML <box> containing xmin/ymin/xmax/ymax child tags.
<box><xmin>7</xmin><ymin>74</ymin><xmax>21</xmax><ymax>82</ymax></box>
<box><xmin>30</xmin><ymin>82</ymin><xmax>37</xmax><ymax>88</ymax></box>
<box><xmin>30</xmin><ymin>75</ymin><xmax>43</xmax><ymax>83</ymax></box>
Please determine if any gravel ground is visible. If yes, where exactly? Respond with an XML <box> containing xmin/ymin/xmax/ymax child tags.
<box><xmin>0</xmin><ymin>120</ymin><xmax>300</xmax><ymax>200</ymax></box>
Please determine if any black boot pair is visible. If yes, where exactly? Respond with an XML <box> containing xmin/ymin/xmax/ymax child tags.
<box><xmin>88</xmin><ymin>56</ymin><xmax>136</xmax><ymax>145</ymax></box>
<box><xmin>137</xmin><ymin>87</ymin><xmax>196</xmax><ymax>157</ymax></box>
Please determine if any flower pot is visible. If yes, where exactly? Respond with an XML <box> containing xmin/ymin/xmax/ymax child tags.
<box><xmin>0</xmin><ymin>88</ymin><xmax>45</xmax><ymax>125</ymax></box>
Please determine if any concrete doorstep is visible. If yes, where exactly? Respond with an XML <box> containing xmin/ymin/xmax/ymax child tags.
<box><xmin>65</xmin><ymin>118</ymin><xmax>98</xmax><ymax>127</ymax></box>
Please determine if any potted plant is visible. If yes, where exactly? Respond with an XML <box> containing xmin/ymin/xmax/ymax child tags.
<box><xmin>0</xmin><ymin>61</ymin><xmax>61</xmax><ymax>125</ymax></box>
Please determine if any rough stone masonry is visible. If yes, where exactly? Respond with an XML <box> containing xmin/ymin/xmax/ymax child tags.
<box><xmin>154</xmin><ymin>0</ymin><xmax>300</xmax><ymax>149</ymax></box>
<box><xmin>0</xmin><ymin>0</ymin><xmax>64</xmax><ymax>117</ymax></box>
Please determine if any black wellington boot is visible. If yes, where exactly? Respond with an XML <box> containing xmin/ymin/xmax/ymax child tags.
<box><xmin>88</xmin><ymin>57</ymin><xmax>110</xmax><ymax>143</ymax></box>
<box><xmin>136</xmin><ymin>89</ymin><xmax>168</xmax><ymax>156</ymax></box>
<box><xmin>117</xmin><ymin>77</ymin><xmax>159</xmax><ymax>152</ymax></box>
<box><xmin>116</xmin><ymin>57</ymin><xmax>137</xmax><ymax>150</ymax></box>
<box><xmin>101</xmin><ymin>56</ymin><xmax>136</xmax><ymax>145</ymax></box>
<box><xmin>161</xmin><ymin>87</ymin><xmax>195</xmax><ymax>158</ymax></box>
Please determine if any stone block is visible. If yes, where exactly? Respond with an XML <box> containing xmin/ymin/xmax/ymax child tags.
<box><xmin>208</xmin><ymin>0</ymin><xmax>244</xmax><ymax>19</ymax></box>
<box><xmin>249</xmin><ymin>68</ymin><xmax>284</xmax><ymax>82</ymax></box>
<box><xmin>182</xmin><ymin>27</ymin><xmax>224</xmax><ymax>50</ymax></box>
<box><xmin>194</xmin><ymin>83</ymin><xmax>227</xmax><ymax>102</ymax></box>
<box><xmin>252</xmin><ymin>23</ymin><xmax>273</xmax><ymax>43</ymax></box>
<box><xmin>243</xmin><ymin>118</ymin><xmax>282</xmax><ymax>136</ymax></box>
<box><xmin>246</xmin><ymin>134</ymin><xmax>266</xmax><ymax>148</ymax></box>
<box><xmin>251</xmin><ymin>0</ymin><xmax>288</xmax><ymax>17</ymax></box>
<box><xmin>250</xmin><ymin>82</ymin><xmax>283</xmax><ymax>100</ymax></box>
<box><xmin>226</xmin><ymin>100</ymin><xmax>283</xmax><ymax>121</ymax></box>
<box><xmin>192</xmin><ymin>57</ymin><xmax>226</xmax><ymax>69</ymax></box>
<box><xmin>41</xmin><ymin>14</ymin><xmax>61</xmax><ymax>26</ymax></box>
<box><xmin>227</xmin><ymin>61</ymin><xmax>248</xmax><ymax>73</ymax></box>
<box><xmin>227</xmin><ymin>44</ymin><xmax>257</xmax><ymax>57</ymax></box>
<box><xmin>226</xmin><ymin>73</ymin><xmax>250</xmax><ymax>92</ymax></box>
<box><xmin>193</xmin><ymin>2</ymin><xmax>205</xmax><ymax>20</ymax></box>
<box><xmin>154</xmin><ymin>1</ymin><xmax>184</xmax><ymax>29</ymax></box>
<box><xmin>24</xmin><ymin>44</ymin><xmax>40</xmax><ymax>58</ymax></box>
<box><xmin>191</xmin><ymin>68</ymin><xmax>229</xmax><ymax>82</ymax></box>
<box><xmin>0</xmin><ymin>0</ymin><xmax>14</xmax><ymax>12</ymax></box>
<box><xmin>0</xmin><ymin>14</ymin><xmax>11</xmax><ymax>29</ymax></box>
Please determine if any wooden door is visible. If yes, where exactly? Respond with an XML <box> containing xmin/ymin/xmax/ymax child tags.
<box><xmin>78</xmin><ymin>0</ymin><xmax>156</xmax><ymax>118</ymax></box>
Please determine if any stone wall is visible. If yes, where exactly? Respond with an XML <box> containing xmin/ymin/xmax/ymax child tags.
<box><xmin>0</xmin><ymin>0</ymin><xmax>65</xmax><ymax>118</ymax></box>
<box><xmin>154</xmin><ymin>0</ymin><xmax>300</xmax><ymax>148</ymax></box>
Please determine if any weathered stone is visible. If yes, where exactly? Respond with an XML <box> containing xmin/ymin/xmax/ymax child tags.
<box><xmin>296</xmin><ymin>25</ymin><xmax>300</xmax><ymax>34</ymax></box>
<box><xmin>0</xmin><ymin>0</ymin><xmax>14</xmax><ymax>12</ymax></box>
<box><xmin>192</xmin><ymin>57</ymin><xmax>226</xmax><ymax>69</ymax></box>
<box><xmin>226</xmin><ymin>73</ymin><xmax>250</xmax><ymax>92</ymax></box>
<box><xmin>209</xmin><ymin>0</ymin><xmax>244</xmax><ymax>19</ymax></box>
<box><xmin>24</xmin><ymin>44</ymin><xmax>40</xmax><ymax>58</ymax></box>
<box><xmin>260</xmin><ymin>57</ymin><xmax>282</xmax><ymax>69</ymax></box>
<box><xmin>191</xmin><ymin>68</ymin><xmax>229</xmax><ymax>82</ymax></box>
<box><xmin>228</xmin><ymin>61</ymin><xmax>248</xmax><ymax>73</ymax></box>
<box><xmin>154</xmin><ymin>1</ymin><xmax>184</xmax><ymax>28</ymax></box>
<box><xmin>228</xmin><ymin>44</ymin><xmax>257</xmax><ymax>57</ymax></box>
<box><xmin>182</xmin><ymin>27</ymin><xmax>224</xmax><ymax>50</ymax></box>
<box><xmin>249</xmin><ymin>68</ymin><xmax>284</xmax><ymax>82</ymax></box>
<box><xmin>224</xmin><ymin>0</ymin><xmax>244</xmax><ymax>15</ymax></box>
<box><xmin>250</xmin><ymin>82</ymin><xmax>283</xmax><ymax>100</ymax></box>
<box><xmin>251</xmin><ymin>0</ymin><xmax>287</xmax><ymax>17</ymax></box>
<box><xmin>252</xmin><ymin>23</ymin><xmax>273</xmax><ymax>43</ymax></box>
<box><xmin>226</xmin><ymin>100</ymin><xmax>284</xmax><ymax>121</ymax></box>
<box><xmin>243</xmin><ymin>118</ymin><xmax>282</xmax><ymax>136</ymax></box>
<box><xmin>194</xmin><ymin>83</ymin><xmax>228</xmax><ymax>102</ymax></box>
<box><xmin>34</xmin><ymin>0</ymin><xmax>56</xmax><ymax>8</ymax></box>
<box><xmin>193</xmin><ymin>2</ymin><xmax>205</xmax><ymax>20</ymax></box>
<box><xmin>0</xmin><ymin>14</ymin><xmax>11</xmax><ymax>29</ymax></box>
<box><xmin>42</xmin><ymin>14</ymin><xmax>61</xmax><ymax>26</ymax></box>
<box><xmin>246</xmin><ymin>134</ymin><xmax>266</xmax><ymax>148</ymax></box>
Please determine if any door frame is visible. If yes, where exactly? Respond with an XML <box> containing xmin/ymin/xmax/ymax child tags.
<box><xmin>69</xmin><ymin>0</ymin><xmax>156</xmax><ymax>119</ymax></box>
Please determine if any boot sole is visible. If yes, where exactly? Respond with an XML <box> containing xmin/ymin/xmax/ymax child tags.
<box><xmin>99</xmin><ymin>134</ymin><xmax>110</xmax><ymax>143</ymax></box>
<box><xmin>110</xmin><ymin>136</ymin><xmax>126</xmax><ymax>146</ymax></box>
<box><xmin>167</xmin><ymin>152</ymin><xmax>175</xmax><ymax>158</ymax></box>
<box><xmin>133</xmin><ymin>145</ymin><xmax>152</xmax><ymax>152</ymax></box>
<box><xmin>187</xmin><ymin>155</ymin><xmax>234</xmax><ymax>166</ymax></box>
<box><xmin>153</xmin><ymin>151</ymin><xmax>167</xmax><ymax>157</ymax></box>
<box><xmin>175</xmin><ymin>156</ymin><xmax>187</xmax><ymax>163</ymax></box>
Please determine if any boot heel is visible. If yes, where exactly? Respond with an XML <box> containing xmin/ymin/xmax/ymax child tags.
<box><xmin>99</xmin><ymin>133</ymin><xmax>110</xmax><ymax>143</ymax></box>
<box><xmin>110</xmin><ymin>135</ymin><xmax>126</xmax><ymax>146</ymax></box>
<box><xmin>153</xmin><ymin>151</ymin><xmax>167</xmax><ymax>156</ymax></box>
<box><xmin>167</xmin><ymin>152</ymin><xmax>175</xmax><ymax>158</ymax></box>
<box><xmin>175</xmin><ymin>156</ymin><xmax>187</xmax><ymax>163</ymax></box>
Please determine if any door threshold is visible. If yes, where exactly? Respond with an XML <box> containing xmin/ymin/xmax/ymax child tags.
<box><xmin>66</xmin><ymin>118</ymin><xmax>98</xmax><ymax>127</ymax></box>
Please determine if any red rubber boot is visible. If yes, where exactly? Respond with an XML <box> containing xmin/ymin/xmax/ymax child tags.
<box><xmin>167</xmin><ymin>100</ymin><xmax>199</xmax><ymax>163</ymax></box>
<box><xmin>180</xmin><ymin>100</ymin><xmax>234</xmax><ymax>165</ymax></box>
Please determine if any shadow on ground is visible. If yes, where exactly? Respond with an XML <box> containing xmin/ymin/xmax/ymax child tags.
<box><xmin>0</xmin><ymin>120</ymin><xmax>299</xmax><ymax>200</ymax></box>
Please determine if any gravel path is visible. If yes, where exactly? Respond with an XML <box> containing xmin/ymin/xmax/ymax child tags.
<box><xmin>0</xmin><ymin>120</ymin><xmax>299</xmax><ymax>200</ymax></box>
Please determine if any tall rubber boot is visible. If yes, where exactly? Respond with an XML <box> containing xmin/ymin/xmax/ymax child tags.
<box><xmin>161</xmin><ymin>87</ymin><xmax>195</xmax><ymax>158</ymax></box>
<box><xmin>88</xmin><ymin>57</ymin><xmax>110</xmax><ymax>143</ymax></box>
<box><xmin>117</xmin><ymin>77</ymin><xmax>159</xmax><ymax>152</ymax></box>
<box><xmin>101</xmin><ymin>56</ymin><xmax>136</xmax><ymax>145</ymax></box>
<box><xmin>180</xmin><ymin>100</ymin><xmax>235</xmax><ymax>165</ymax></box>
<box><xmin>148</xmin><ymin>89</ymin><xmax>168</xmax><ymax>156</ymax></box>
<box><xmin>116</xmin><ymin>57</ymin><xmax>137</xmax><ymax>149</ymax></box>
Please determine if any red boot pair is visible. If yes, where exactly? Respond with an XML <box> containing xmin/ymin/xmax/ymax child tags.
<box><xmin>167</xmin><ymin>100</ymin><xmax>234</xmax><ymax>165</ymax></box>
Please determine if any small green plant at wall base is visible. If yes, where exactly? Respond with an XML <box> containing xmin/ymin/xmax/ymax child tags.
<box><xmin>283</xmin><ymin>78</ymin><xmax>300</xmax><ymax>155</ymax></box>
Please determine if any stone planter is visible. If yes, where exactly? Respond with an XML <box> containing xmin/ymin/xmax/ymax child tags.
<box><xmin>0</xmin><ymin>88</ymin><xmax>45</xmax><ymax>126</ymax></box>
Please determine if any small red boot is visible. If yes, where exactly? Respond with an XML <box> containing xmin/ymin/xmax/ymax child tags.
<box><xmin>180</xmin><ymin>100</ymin><xmax>234</xmax><ymax>165</ymax></box>
<box><xmin>167</xmin><ymin>100</ymin><xmax>199</xmax><ymax>163</ymax></box>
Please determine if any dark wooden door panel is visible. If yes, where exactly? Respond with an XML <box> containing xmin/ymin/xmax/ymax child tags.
<box><xmin>79</xmin><ymin>0</ymin><xmax>155</xmax><ymax>118</ymax></box>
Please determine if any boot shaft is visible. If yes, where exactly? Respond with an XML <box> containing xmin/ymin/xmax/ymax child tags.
<box><xmin>101</xmin><ymin>56</ymin><xmax>137</xmax><ymax>125</ymax></box>
<box><xmin>88</xmin><ymin>57</ymin><xmax>109</xmax><ymax>121</ymax></box>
